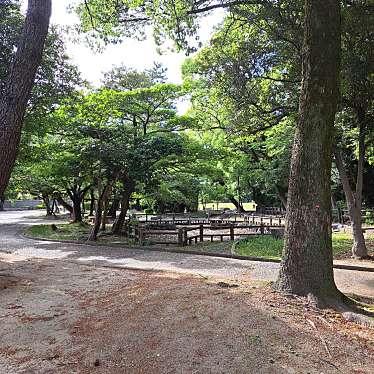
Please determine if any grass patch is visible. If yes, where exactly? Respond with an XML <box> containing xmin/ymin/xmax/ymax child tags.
<box><xmin>26</xmin><ymin>223</ymin><xmax>91</xmax><ymax>241</ymax></box>
<box><xmin>234</xmin><ymin>236</ymin><xmax>283</xmax><ymax>259</ymax></box>
<box><xmin>234</xmin><ymin>233</ymin><xmax>359</xmax><ymax>259</ymax></box>
<box><xmin>25</xmin><ymin>222</ymin><xmax>135</xmax><ymax>245</ymax></box>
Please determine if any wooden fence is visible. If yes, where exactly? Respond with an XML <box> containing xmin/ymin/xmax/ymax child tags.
<box><xmin>133</xmin><ymin>214</ymin><xmax>285</xmax><ymax>227</ymax></box>
<box><xmin>128</xmin><ymin>223</ymin><xmax>285</xmax><ymax>247</ymax></box>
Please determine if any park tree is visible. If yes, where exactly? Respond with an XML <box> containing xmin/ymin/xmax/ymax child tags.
<box><xmin>76</xmin><ymin>0</ymin><xmax>372</xmax><ymax>308</ymax></box>
<box><xmin>55</xmin><ymin>75</ymin><xmax>188</xmax><ymax>239</ymax></box>
<box><xmin>333</xmin><ymin>1</ymin><xmax>373</xmax><ymax>258</ymax></box>
<box><xmin>273</xmin><ymin>0</ymin><xmax>343</xmax><ymax>305</ymax></box>
<box><xmin>0</xmin><ymin>0</ymin><xmax>52</xmax><ymax>199</ymax></box>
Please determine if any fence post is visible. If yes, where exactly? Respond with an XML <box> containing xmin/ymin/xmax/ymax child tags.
<box><xmin>178</xmin><ymin>228</ymin><xmax>183</xmax><ymax>246</ymax></box>
<box><xmin>260</xmin><ymin>224</ymin><xmax>264</xmax><ymax>235</ymax></box>
<box><xmin>230</xmin><ymin>224</ymin><xmax>234</xmax><ymax>241</ymax></box>
<box><xmin>138</xmin><ymin>228</ymin><xmax>145</xmax><ymax>245</ymax></box>
<box><xmin>199</xmin><ymin>224</ymin><xmax>204</xmax><ymax>242</ymax></box>
<box><xmin>183</xmin><ymin>228</ymin><xmax>188</xmax><ymax>246</ymax></box>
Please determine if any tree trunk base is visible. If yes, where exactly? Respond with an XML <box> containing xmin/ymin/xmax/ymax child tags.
<box><xmin>273</xmin><ymin>284</ymin><xmax>374</xmax><ymax>327</ymax></box>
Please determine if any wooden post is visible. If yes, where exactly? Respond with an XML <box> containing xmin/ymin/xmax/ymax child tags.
<box><xmin>199</xmin><ymin>224</ymin><xmax>204</xmax><ymax>242</ymax></box>
<box><xmin>270</xmin><ymin>217</ymin><xmax>273</xmax><ymax>226</ymax></box>
<box><xmin>183</xmin><ymin>228</ymin><xmax>188</xmax><ymax>246</ymax></box>
<box><xmin>139</xmin><ymin>228</ymin><xmax>145</xmax><ymax>245</ymax></box>
<box><xmin>260</xmin><ymin>224</ymin><xmax>264</xmax><ymax>235</ymax></box>
<box><xmin>178</xmin><ymin>228</ymin><xmax>183</xmax><ymax>246</ymax></box>
<box><xmin>230</xmin><ymin>224</ymin><xmax>234</xmax><ymax>241</ymax></box>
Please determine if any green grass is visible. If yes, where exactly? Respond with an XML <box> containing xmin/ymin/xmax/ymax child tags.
<box><xmin>234</xmin><ymin>236</ymin><xmax>284</xmax><ymax>259</ymax></box>
<box><xmin>25</xmin><ymin>222</ymin><xmax>135</xmax><ymax>245</ymax></box>
<box><xmin>26</xmin><ymin>223</ymin><xmax>91</xmax><ymax>241</ymax></box>
<box><xmin>234</xmin><ymin>233</ymin><xmax>358</xmax><ymax>259</ymax></box>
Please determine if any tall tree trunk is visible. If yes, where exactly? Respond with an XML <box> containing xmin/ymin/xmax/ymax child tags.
<box><xmin>89</xmin><ymin>189</ymin><xmax>95</xmax><ymax>216</ymax></box>
<box><xmin>71</xmin><ymin>196</ymin><xmax>83</xmax><ymax>223</ymax></box>
<box><xmin>67</xmin><ymin>185</ymin><xmax>91</xmax><ymax>223</ymax></box>
<box><xmin>334</xmin><ymin>148</ymin><xmax>368</xmax><ymax>258</ymax></box>
<box><xmin>42</xmin><ymin>192</ymin><xmax>53</xmax><ymax>216</ymax></box>
<box><xmin>101</xmin><ymin>184</ymin><xmax>113</xmax><ymax>231</ymax></box>
<box><xmin>275</xmin><ymin>185</ymin><xmax>287</xmax><ymax>210</ymax></box>
<box><xmin>88</xmin><ymin>181</ymin><xmax>113</xmax><ymax>241</ymax></box>
<box><xmin>108</xmin><ymin>198</ymin><xmax>120</xmax><ymax>218</ymax></box>
<box><xmin>0</xmin><ymin>0</ymin><xmax>51</xmax><ymax>198</ymax></box>
<box><xmin>112</xmin><ymin>179</ymin><xmax>135</xmax><ymax>235</ymax></box>
<box><xmin>274</xmin><ymin>0</ymin><xmax>342</xmax><ymax>305</ymax></box>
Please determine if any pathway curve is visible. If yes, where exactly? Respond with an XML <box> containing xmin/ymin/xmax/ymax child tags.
<box><xmin>0</xmin><ymin>210</ymin><xmax>373</xmax><ymax>297</ymax></box>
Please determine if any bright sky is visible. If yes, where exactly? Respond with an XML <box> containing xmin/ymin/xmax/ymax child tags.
<box><xmin>22</xmin><ymin>1</ymin><xmax>223</xmax><ymax>87</ymax></box>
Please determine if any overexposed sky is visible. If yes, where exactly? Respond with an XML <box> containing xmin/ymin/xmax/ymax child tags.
<box><xmin>22</xmin><ymin>0</ymin><xmax>223</xmax><ymax>86</ymax></box>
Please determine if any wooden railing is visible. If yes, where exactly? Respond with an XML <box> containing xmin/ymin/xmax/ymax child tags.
<box><xmin>132</xmin><ymin>223</ymin><xmax>284</xmax><ymax>246</ymax></box>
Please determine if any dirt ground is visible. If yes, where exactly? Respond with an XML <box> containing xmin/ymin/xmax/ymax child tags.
<box><xmin>0</xmin><ymin>253</ymin><xmax>373</xmax><ymax>374</ymax></box>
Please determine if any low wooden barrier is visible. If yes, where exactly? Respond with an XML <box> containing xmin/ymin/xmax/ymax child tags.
<box><xmin>133</xmin><ymin>223</ymin><xmax>284</xmax><ymax>246</ymax></box>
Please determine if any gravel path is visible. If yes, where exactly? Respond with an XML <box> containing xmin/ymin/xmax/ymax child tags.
<box><xmin>1</xmin><ymin>210</ymin><xmax>373</xmax><ymax>297</ymax></box>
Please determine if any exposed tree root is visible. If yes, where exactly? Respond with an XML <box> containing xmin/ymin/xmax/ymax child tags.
<box><xmin>274</xmin><ymin>286</ymin><xmax>374</xmax><ymax>328</ymax></box>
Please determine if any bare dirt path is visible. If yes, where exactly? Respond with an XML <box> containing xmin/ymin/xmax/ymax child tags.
<box><xmin>0</xmin><ymin>256</ymin><xmax>373</xmax><ymax>374</ymax></box>
<box><xmin>1</xmin><ymin>211</ymin><xmax>374</xmax><ymax>373</ymax></box>
<box><xmin>1</xmin><ymin>210</ymin><xmax>373</xmax><ymax>298</ymax></box>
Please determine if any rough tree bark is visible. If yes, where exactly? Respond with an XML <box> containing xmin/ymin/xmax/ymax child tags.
<box><xmin>0</xmin><ymin>0</ymin><xmax>52</xmax><ymax>198</ymax></box>
<box><xmin>334</xmin><ymin>140</ymin><xmax>368</xmax><ymax>258</ymax></box>
<box><xmin>274</xmin><ymin>0</ymin><xmax>343</xmax><ymax>305</ymax></box>
<box><xmin>112</xmin><ymin>177</ymin><xmax>135</xmax><ymax>235</ymax></box>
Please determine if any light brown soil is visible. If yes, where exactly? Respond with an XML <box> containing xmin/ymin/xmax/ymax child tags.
<box><xmin>0</xmin><ymin>254</ymin><xmax>373</xmax><ymax>374</ymax></box>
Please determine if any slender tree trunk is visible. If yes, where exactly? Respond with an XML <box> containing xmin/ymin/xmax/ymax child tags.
<box><xmin>274</xmin><ymin>0</ymin><xmax>343</xmax><ymax>305</ymax></box>
<box><xmin>88</xmin><ymin>181</ymin><xmax>113</xmax><ymax>241</ymax></box>
<box><xmin>0</xmin><ymin>0</ymin><xmax>51</xmax><ymax>198</ymax></box>
<box><xmin>112</xmin><ymin>180</ymin><xmax>135</xmax><ymax>235</ymax></box>
<box><xmin>108</xmin><ymin>198</ymin><xmax>120</xmax><ymax>218</ymax></box>
<box><xmin>89</xmin><ymin>189</ymin><xmax>95</xmax><ymax>216</ymax></box>
<box><xmin>0</xmin><ymin>196</ymin><xmax>5</xmax><ymax>211</ymax></box>
<box><xmin>275</xmin><ymin>185</ymin><xmax>287</xmax><ymax>210</ymax></box>
<box><xmin>101</xmin><ymin>184</ymin><xmax>113</xmax><ymax>231</ymax></box>
<box><xmin>334</xmin><ymin>149</ymin><xmax>368</xmax><ymax>258</ymax></box>
<box><xmin>42</xmin><ymin>193</ymin><xmax>52</xmax><ymax>216</ymax></box>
